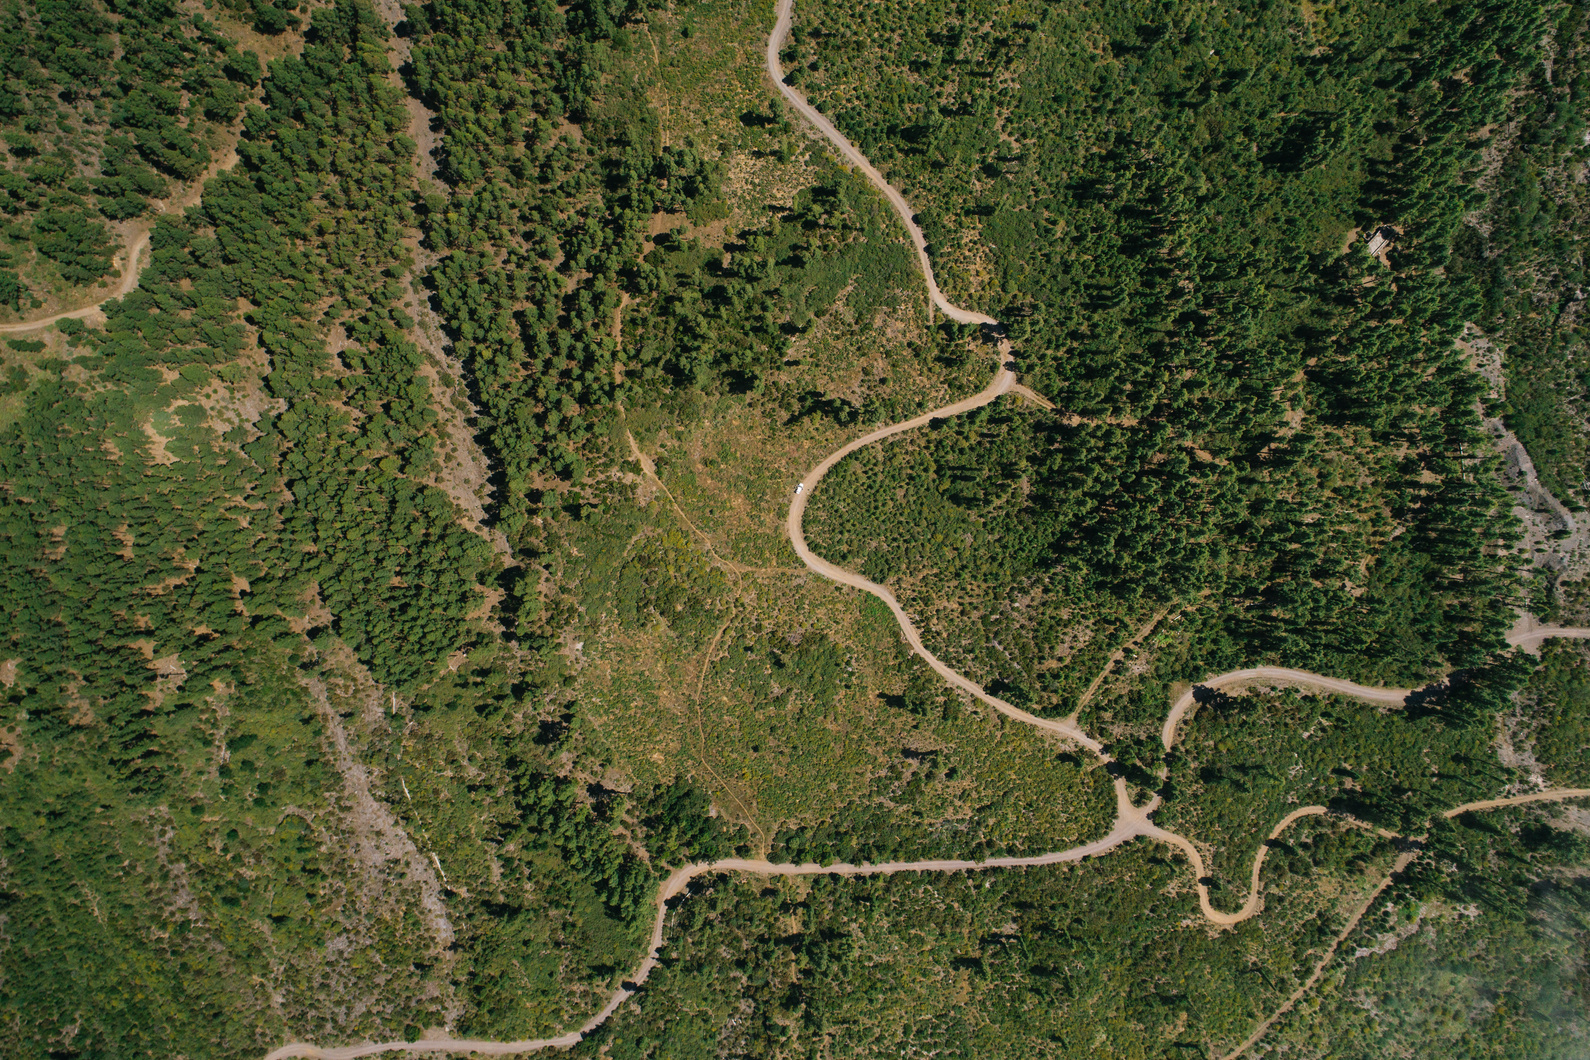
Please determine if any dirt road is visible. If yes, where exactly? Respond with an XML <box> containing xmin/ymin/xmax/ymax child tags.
<box><xmin>264</xmin><ymin>3</ymin><xmax>1590</xmax><ymax>1057</ymax></box>
<box><xmin>769</xmin><ymin>0</ymin><xmax>1103</xmax><ymax>750</ymax></box>
<box><xmin>0</xmin><ymin>119</ymin><xmax>242</xmax><ymax>336</ymax></box>
<box><xmin>1508</xmin><ymin>624</ymin><xmax>1590</xmax><ymax>652</ymax></box>
<box><xmin>265</xmin><ymin>775</ymin><xmax>1157</xmax><ymax>1060</ymax></box>
<box><xmin>1160</xmin><ymin>667</ymin><xmax>1416</xmax><ymax>751</ymax></box>
<box><xmin>1215</xmin><ymin>844</ymin><xmax>1419</xmax><ymax>1060</ymax></box>
<box><xmin>782</xmin><ymin>361</ymin><xmax>1106</xmax><ymax>753</ymax></box>
<box><xmin>766</xmin><ymin>0</ymin><xmax>994</xmax><ymax>328</ymax></box>
<box><xmin>1209</xmin><ymin>785</ymin><xmax>1590</xmax><ymax>1059</ymax></box>
<box><xmin>0</xmin><ymin>230</ymin><xmax>149</xmax><ymax>335</ymax></box>
<box><xmin>264</xmin><ymin>783</ymin><xmax>1590</xmax><ymax>1060</ymax></box>
<box><xmin>1162</xmin><ymin>628</ymin><xmax>1590</xmax><ymax>750</ymax></box>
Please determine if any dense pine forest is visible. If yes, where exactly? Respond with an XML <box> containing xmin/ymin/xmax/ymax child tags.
<box><xmin>796</xmin><ymin>0</ymin><xmax>1542</xmax><ymax>710</ymax></box>
<box><xmin>0</xmin><ymin>0</ymin><xmax>270</xmax><ymax>312</ymax></box>
<box><xmin>2</xmin><ymin>0</ymin><xmax>1590</xmax><ymax>1057</ymax></box>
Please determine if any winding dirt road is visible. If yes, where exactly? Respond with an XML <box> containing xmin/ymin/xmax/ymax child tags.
<box><xmin>0</xmin><ymin>230</ymin><xmax>149</xmax><ymax>335</ymax></box>
<box><xmin>782</xmin><ymin>365</ymin><xmax>1107</xmax><ymax>753</ymax></box>
<box><xmin>1209</xmin><ymin>784</ymin><xmax>1590</xmax><ymax>1060</ymax></box>
<box><xmin>0</xmin><ymin>121</ymin><xmax>243</xmax><ymax>336</ymax></box>
<box><xmin>265</xmin><ymin>778</ymin><xmax>1590</xmax><ymax>1060</ymax></box>
<box><xmin>765</xmin><ymin>0</ymin><xmax>993</xmax><ymax>328</ymax></box>
<box><xmin>264</xmin><ymin>3</ymin><xmax>1590</xmax><ymax>1058</ymax></box>
<box><xmin>1162</xmin><ymin>667</ymin><xmax>1433</xmax><ymax>752</ymax></box>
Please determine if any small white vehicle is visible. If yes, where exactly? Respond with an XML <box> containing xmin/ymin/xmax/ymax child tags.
<box><xmin>794</xmin><ymin>483</ymin><xmax>804</xmax><ymax>495</ymax></box>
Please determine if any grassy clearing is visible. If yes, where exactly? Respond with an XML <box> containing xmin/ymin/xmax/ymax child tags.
<box><xmin>561</xmin><ymin>457</ymin><xmax>1117</xmax><ymax>858</ymax></box>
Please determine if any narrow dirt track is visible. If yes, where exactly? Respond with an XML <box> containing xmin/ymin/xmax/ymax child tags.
<box><xmin>0</xmin><ymin>118</ymin><xmax>243</xmax><ymax>335</ymax></box>
<box><xmin>0</xmin><ymin>231</ymin><xmax>149</xmax><ymax>335</ymax></box>
<box><xmin>1074</xmin><ymin>606</ymin><xmax>1171</xmax><ymax>715</ymax></box>
<box><xmin>1211</xmin><ymin>785</ymin><xmax>1590</xmax><ymax>1060</ymax></box>
<box><xmin>263</xmin><ymin>3</ymin><xmax>1590</xmax><ymax>1058</ymax></box>
<box><xmin>1216</xmin><ymin>846</ymin><xmax>1420</xmax><ymax>1060</ymax></box>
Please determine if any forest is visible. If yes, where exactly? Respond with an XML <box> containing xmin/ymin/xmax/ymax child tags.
<box><xmin>2</xmin><ymin>0</ymin><xmax>1590</xmax><ymax>1056</ymax></box>
<box><xmin>793</xmin><ymin>0</ymin><xmax>1551</xmax><ymax>730</ymax></box>
<box><xmin>0</xmin><ymin>2</ymin><xmax>744</xmax><ymax>1050</ymax></box>
<box><xmin>0</xmin><ymin>0</ymin><xmax>267</xmax><ymax>312</ymax></box>
<box><xmin>1458</xmin><ymin>2</ymin><xmax>1590</xmax><ymax>516</ymax></box>
<box><xmin>571</xmin><ymin>799</ymin><xmax>1590</xmax><ymax>1059</ymax></box>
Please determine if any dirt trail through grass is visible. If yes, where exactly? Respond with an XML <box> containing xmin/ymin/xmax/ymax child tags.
<box><xmin>264</xmin><ymin>1</ymin><xmax>1590</xmax><ymax>1055</ymax></box>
